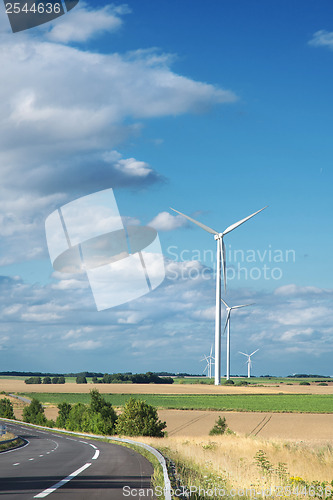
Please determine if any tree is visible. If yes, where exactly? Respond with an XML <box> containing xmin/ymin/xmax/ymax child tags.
<box><xmin>115</xmin><ymin>398</ymin><xmax>166</xmax><ymax>437</ymax></box>
<box><xmin>76</xmin><ymin>376</ymin><xmax>87</xmax><ymax>384</ymax></box>
<box><xmin>58</xmin><ymin>376</ymin><xmax>65</xmax><ymax>384</ymax></box>
<box><xmin>209</xmin><ymin>416</ymin><xmax>227</xmax><ymax>436</ymax></box>
<box><xmin>56</xmin><ymin>402</ymin><xmax>72</xmax><ymax>428</ymax></box>
<box><xmin>22</xmin><ymin>398</ymin><xmax>47</xmax><ymax>426</ymax></box>
<box><xmin>86</xmin><ymin>389</ymin><xmax>117</xmax><ymax>435</ymax></box>
<box><xmin>43</xmin><ymin>377</ymin><xmax>51</xmax><ymax>384</ymax></box>
<box><xmin>0</xmin><ymin>398</ymin><xmax>15</xmax><ymax>419</ymax></box>
<box><xmin>25</xmin><ymin>377</ymin><xmax>42</xmax><ymax>384</ymax></box>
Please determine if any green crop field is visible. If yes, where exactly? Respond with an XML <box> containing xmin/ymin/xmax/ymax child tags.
<box><xmin>20</xmin><ymin>392</ymin><xmax>333</xmax><ymax>413</ymax></box>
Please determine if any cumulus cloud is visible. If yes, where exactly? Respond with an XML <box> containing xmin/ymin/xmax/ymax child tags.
<box><xmin>0</xmin><ymin>9</ymin><xmax>236</xmax><ymax>265</ymax></box>
<box><xmin>308</xmin><ymin>30</ymin><xmax>333</xmax><ymax>50</ymax></box>
<box><xmin>46</xmin><ymin>3</ymin><xmax>130</xmax><ymax>43</ymax></box>
<box><xmin>148</xmin><ymin>211</ymin><xmax>189</xmax><ymax>231</ymax></box>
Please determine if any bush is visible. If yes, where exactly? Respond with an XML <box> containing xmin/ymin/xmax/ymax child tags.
<box><xmin>43</xmin><ymin>377</ymin><xmax>51</xmax><ymax>384</ymax></box>
<box><xmin>224</xmin><ymin>379</ymin><xmax>234</xmax><ymax>385</ymax></box>
<box><xmin>299</xmin><ymin>381</ymin><xmax>310</xmax><ymax>386</ymax></box>
<box><xmin>115</xmin><ymin>397</ymin><xmax>166</xmax><ymax>437</ymax></box>
<box><xmin>0</xmin><ymin>398</ymin><xmax>15</xmax><ymax>419</ymax></box>
<box><xmin>209</xmin><ymin>416</ymin><xmax>227</xmax><ymax>436</ymax></box>
<box><xmin>318</xmin><ymin>382</ymin><xmax>328</xmax><ymax>386</ymax></box>
<box><xmin>22</xmin><ymin>398</ymin><xmax>47</xmax><ymax>426</ymax></box>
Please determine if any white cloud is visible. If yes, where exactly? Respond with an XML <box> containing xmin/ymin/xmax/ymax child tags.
<box><xmin>46</xmin><ymin>3</ymin><xmax>130</xmax><ymax>43</ymax></box>
<box><xmin>274</xmin><ymin>284</ymin><xmax>324</xmax><ymax>296</ymax></box>
<box><xmin>148</xmin><ymin>211</ymin><xmax>188</xmax><ymax>231</ymax></box>
<box><xmin>69</xmin><ymin>339</ymin><xmax>102</xmax><ymax>350</ymax></box>
<box><xmin>0</xmin><ymin>16</ymin><xmax>236</xmax><ymax>264</ymax></box>
<box><xmin>308</xmin><ymin>30</ymin><xmax>333</xmax><ymax>50</ymax></box>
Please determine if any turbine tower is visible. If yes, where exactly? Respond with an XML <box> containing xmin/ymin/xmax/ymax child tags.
<box><xmin>221</xmin><ymin>298</ymin><xmax>254</xmax><ymax>381</ymax></box>
<box><xmin>170</xmin><ymin>206</ymin><xmax>267</xmax><ymax>385</ymax></box>
<box><xmin>239</xmin><ymin>349</ymin><xmax>259</xmax><ymax>378</ymax></box>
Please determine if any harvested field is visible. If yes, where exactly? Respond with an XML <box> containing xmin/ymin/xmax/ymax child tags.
<box><xmin>1</xmin><ymin>378</ymin><xmax>333</xmax><ymax>395</ymax></box>
<box><xmin>158</xmin><ymin>409</ymin><xmax>333</xmax><ymax>441</ymax></box>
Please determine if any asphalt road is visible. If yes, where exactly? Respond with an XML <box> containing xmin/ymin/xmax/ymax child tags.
<box><xmin>0</xmin><ymin>421</ymin><xmax>154</xmax><ymax>499</ymax></box>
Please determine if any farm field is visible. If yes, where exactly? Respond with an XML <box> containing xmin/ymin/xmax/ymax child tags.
<box><xmin>1</xmin><ymin>377</ymin><xmax>333</xmax><ymax>394</ymax></box>
<box><xmin>19</xmin><ymin>392</ymin><xmax>333</xmax><ymax>413</ymax></box>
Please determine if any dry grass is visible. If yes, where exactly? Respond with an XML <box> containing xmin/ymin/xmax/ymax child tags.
<box><xmin>133</xmin><ymin>434</ymin><xmax>333</xmax><ymax>490</ymax></box>
<box><xmin>0</xmin><ymin>432</ymin><xmax>15</xmax><ymax>441</ymax></box>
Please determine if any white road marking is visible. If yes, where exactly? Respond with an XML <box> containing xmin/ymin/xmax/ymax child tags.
<box><xmin>13</xmin><ymin>463</ymin><xmax>20</xmax><ymax>466</ymax></box>
<box><xmin>33</xmin><ymin>462</ymin><xmax>92</xmax><ymax>498</ymax></box>
<box><xmin>29</xmin><ymin>458</ymin><xmax>34</xmax><ymax>461</ymax></box>
<box><xmin>65</xmin><ymin>437</ymin><xmax>77</xmax><ymax>441</ymax></box>
<box><xmin>39</xmin><ymin>455</ymin><xmax>44</xmax><ymax>457</ymax></box>
<box><xmin>79</xmin><ymin>440</ymin><xmax>87</xmax><ymax>444</ymax></box>
<box><xmin>92</xmin><ymin>449</ymin><xmax>100</xmax><ymax>460</ymax></box>
<box><xmin>89</xmin><ymin>444</ymin><xmax>97</xmax><ymax>450</ymax></box>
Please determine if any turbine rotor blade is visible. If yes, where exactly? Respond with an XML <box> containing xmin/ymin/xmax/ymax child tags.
<box><xmin>239</xmin><ymin>352</ymin><xmax>248</xmax><ymax>357</ymax></box>
<box><xmin>249</xmin><ymin>349</ymin><xmax>259</xmax><ymax>357</ymax></box>
<box><xmin>230</xmin><ymin>303</ymin><xmax>255</xmax><ymax>310</ymax></box>
<box><xmin>222</xmin><ymin>206</ymin><xmax>268</xmax><ymax>236</ymax></box>
<box><xmin>223</xmin><ymin>311</ymin><xmax>230</xmax><ymax>335</ymax></box>
<box><xmin>170</xmin><ymin>208</ymin><xmax>219</xmax><ymax>235</ymax></box>
<box><xmin>221</xmin><ymin>238</ymin><xmax>226</xmax><ymax>292</ymax></box>
<box><xmin>221</xmin><ymin>297</ymin><xmax>229</xmax><ymax>308</ymax></box>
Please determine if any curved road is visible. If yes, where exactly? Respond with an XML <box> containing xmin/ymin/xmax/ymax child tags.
<box><xmin>0</xmin><ymin>421</ymin><xmax>154</xmax><ymax>499</ymax></box>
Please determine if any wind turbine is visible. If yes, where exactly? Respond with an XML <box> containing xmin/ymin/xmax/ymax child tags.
<box><xmin>201</xmin><ymin>345</ymin><xmax>214</xmax><ymax>378</ymax></box>
<box><xmin>239</xmin><ymin>349</ymin><xmax>259</xmax><ymax>378</ymax></box>
<box><xmin>170</xmin><ymin>206</ymin><xmax>267</xmax><ymax>385</ymax></box>
<box><xmin>221</xmin><ymin>298</ymin><xmax>254</xmax><ymax>381</ymax></box>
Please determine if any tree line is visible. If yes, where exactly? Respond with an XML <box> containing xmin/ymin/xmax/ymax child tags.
<box><xmin>24</xmin><ymin>372</ymin><xmax>174</xmax><ymax>385</ymax></box>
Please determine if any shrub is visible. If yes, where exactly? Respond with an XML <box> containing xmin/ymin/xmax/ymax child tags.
<box><xmin>22</xmin><ymin>398</ymin><xmax>47</xmax><ymax>426</ymax></box>
<box><xmin>299</xmin><ymin>381</ymin><xmax>310</xmax><ymax>386</ymax></box>
<box><xmin>0</xmin><ymin>398</ymin><xmax>15</xmax><ymax>419</ymax></box>
<box><xmin>224</xmin><ymin>379</ymin><xmax>234</xmax><ymax>385</ymax></box>
<box><xmin>318</xmin><ymin>382</ymin><xmax>328</xmax><ymax>386</ymax></box>
<box><xmin>76</xmin><ymin>376</ymin><xmax>87</xmax><ymax>384</ymax></box>
<box><xmin>115</xmin><ymin>397</ymin><xmax>166</xmax><ymax>437</ymax></box>
<box><xmin>43</xmin><ymin>377</ymin><xmax>51</xmax><ymax>384</ymax></box>
<box><xmin>209</xmin><ymin>416</ymin><xmax>227</xmax><ymax>436</ymax></box>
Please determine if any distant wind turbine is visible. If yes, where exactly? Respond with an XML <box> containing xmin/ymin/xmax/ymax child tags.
<box><xmin>201</xmin><ymin>345</ymin><xmax>214</xmax><ymax>378</ymax></box>
<box><xmin>239</xmin><ymin>349</ymin><xmax>259</xmax><ymax>378</ymax></box>
<box><xmin>221</xmin><ymin>298</ymin><xmax>254</xmax><ymax>381</ymax></box>
<box><xmin>170</xmin><ymin>206</ymin><xmax>267</xmax><ymax>385</ymax></box>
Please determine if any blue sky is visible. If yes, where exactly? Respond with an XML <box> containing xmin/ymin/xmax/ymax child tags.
<box><xmin>0</xmin><ymin>0</ymin><xmax>332</xmax><ymax>376</ymax></box>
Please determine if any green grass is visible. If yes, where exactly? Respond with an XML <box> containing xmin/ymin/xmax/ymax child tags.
<box><xmin>20</xmin><ymin>392</ymin><xmax>333</xmax><ymax>413</ymax></box>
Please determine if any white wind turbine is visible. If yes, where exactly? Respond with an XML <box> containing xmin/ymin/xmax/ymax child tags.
<box><xmin>170</xmin><ymin>206</ymin><xmax>267</xmax><ymax>385</ymax></box>
<box><xmin>201</xmin><ymin>345</ymin><xmax>214</xmax><ymax>378</ymax></box>
<box><xmin>239</xmin><ymin>349</ymin><xmax>259</xmax><ymax>378</ymax></box>
<box><xmin>221</xmin><ymin>298</ymin><xmax>254</xmax><ymax>381</ymax></box>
